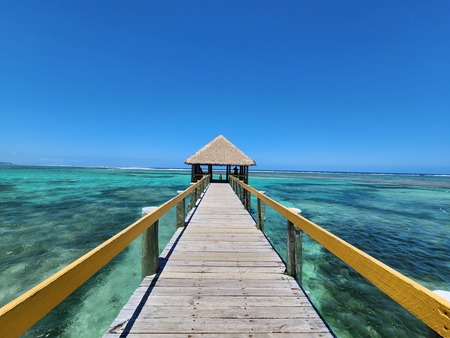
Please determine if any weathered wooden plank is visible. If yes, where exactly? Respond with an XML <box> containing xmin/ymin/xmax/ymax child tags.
<box><xmin>167</xmin><ymin>254</ymin><xmax>281</xmax><ymax>262</ymax></box>
<box><xmin>174</xmin><ymin>248</ymin><xmax>274</xmax><ymax>252</ymax></box>
<box><xmin>184</xmin><ymin>225</ymin><xmax>258</xmax><ymax>230</ymax></box>
<box><xmin>160</xmin><ymin>266</ymin><xmax>285</xmax><ymax>274</ymax></box>
<box><xmin>177</xmin><ymin>238</ymin><xmax>271</xmax><ymax>243</ymax></box>
<box><xmin>124</xmin><ymin>295</ymin><xmax>311</xmax><ymax>308</ymax></box>
<box><xmin>116</xmin><ymin>283</ymin><xmax>312</xmax><ymax>309</ymax></box>
<box><xmin>106</xmin><ymin>334</ymin><xmax>330</xmax><ymax>338</ymax></box>
<box><xmin>136</xmin><ymin>306</ymin><xmax>318</xmax><ymax>318</ymax></box>
<box><xmin>152</xmin><ymin>278</ymin><xmax>300</xmax><ymax>289</ymax></box>
<box><xmin>160</xmin><ymin>260</ymin><xmax>285</xmax><ymax>268</ymax></box>
<box><xmin>120</xmin><ymin>295</ymin><xmax>313</xmax><ymax>311</ymax></box>
<box><xmin>157</xmin><ymin>272</ymin><xmax>292</xmax><ymax>280</ymax></box>
<box><xmin>170</xmin><ymin>246</ymin><xmax>275</xmax><ymax>252</ymax></box>
<box><xmin>172</xmin><ymin>243</ymin><xmax>274</xmax><ymax>249</ymax></box>
<box><xmin>175</xmin><ymin>246</ymin><xmax>272</xmax><ymax>251</ymax></box>
<box><xmin>169</xmin><ymin>249</ymin><xmax>280</xmax><ymax>256</ymax></box>
<box><xmin>127</xmin><ymin>318</ymin><xmax>330</xmax><ymax>334</ymax></box>
<box><xmin>193</xmin><ymin>209</ymin><xmax>250</xmax><ymax>215</ymax></box>
<box><xmin>110</xmin><ymin>306</ymin><xmax>320</xmax><ymax>323</ymax></box>
<box><xmin>179</xmin><ymin>235</ymin><xmax>265</xmax><ymax>241</ymax></box>
<box><xmin>138</xmin><ymin>286</ymin><xmax>304</xmax><ymax>297</ymax></box>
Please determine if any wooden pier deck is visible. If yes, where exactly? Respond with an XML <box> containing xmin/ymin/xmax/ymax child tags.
<box><xmin>105</xmin><ymin>183</ymin><xmax>333</xmax><ymax>337</ymax></box>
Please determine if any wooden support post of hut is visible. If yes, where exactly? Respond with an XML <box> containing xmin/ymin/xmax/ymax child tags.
<box><xmin>184</xmin><ymin>135</ymin><xmax>256</xmax><ymax>184</ymax></box>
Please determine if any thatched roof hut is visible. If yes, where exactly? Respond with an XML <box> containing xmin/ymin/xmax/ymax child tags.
<box><xmin>185</xmin><ymin>135</ymin><xmax>256</xmax><ymax>183</ymax></box>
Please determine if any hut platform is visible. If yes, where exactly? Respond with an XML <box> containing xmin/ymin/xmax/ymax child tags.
<box><xmin>104</xmin><ymin>183</ymin><xmax>333</xmax><ymax>337</ymax></box>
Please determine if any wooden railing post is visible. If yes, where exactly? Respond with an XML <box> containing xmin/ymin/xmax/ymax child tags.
<box><xmin>200</xmin><ymin>179</ymin><xmax>205</xmax><ymax>193</ymax></box>
<box><xmin>202</xmin><ymin>178</ymin><xmax>209</xmax><ymax>196</ymax></box>
<box><xmin>256</xmin><ymin>191</ymin><xmax>266</xmax><ymax>231</ymax></box>
<box><xmin>233</xmin><ymin>177</ymin><xmax>249</xmax><ymax>210</ymax></box>
<box><xmin>245</xmin><ymin>190</ymin><xmax>251</xmax><ymax>211</ymax></box>
<box><xmin>188</xmin><ymin>183</ymin><xmax>195</xmax><ymax>212</ymax></box>
<box><xmin>176</xmin><ymin>190</ymin><xmax>186</xmax><ymax>228</ymax></box>
<box><xmin>195</xmin><ymin>186</ymin><xmax>200</xmax><ymax>204</ymax></box>
<box><xmin>193</xmin><ymin>187</ymin><xmax>197</xmax><ymax>207</ymax></box>
<box><xmin>286</xmin><ymin>208</ymin><xmax>303</xmax><ymax>283</ymax></box>
<box><xmin>141</xmin><ymin>207</ymin><xmax>159</xmax><ymax>280</ymax></box>
<box><xmin>194</xmin><ymin>183</ymin><xmax>198</xmax><ymax>209</ymax></box>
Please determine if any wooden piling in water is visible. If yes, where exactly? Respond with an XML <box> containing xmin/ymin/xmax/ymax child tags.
<box><xmin>188</xmin><ymin>183</ymin><xmax>195</xmax><ymax>211</ymax></box>
<box><xmin>176</xmin><ymin>190</ymin><xmax>185</xmax><ymax>228</ymax></box>
<box><xmin>256</xmin><ymin>191</ymin><xmax>266</xmax><ymax>231</ymax></box>
<box><xmin>141</xmin><ymin>207</ymin><xmax>159</xmax><ymax>280</ymax></box>
<box><xmin>286</xmin><ymin>208</ymin><xmax>303</xmax><ymax>283</ymax></box>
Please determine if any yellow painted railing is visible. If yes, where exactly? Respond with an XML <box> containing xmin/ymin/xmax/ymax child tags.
<box><xmin>230</xmin><ymin>176</ymin><xmax>450</xmax><ymax>337</ymax></box>
<box><xmin>0</xmin><ymin>175</ymin><xmax>210</xmax><ymax>338</ymax></box>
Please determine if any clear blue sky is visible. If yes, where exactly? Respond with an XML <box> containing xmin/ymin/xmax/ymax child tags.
<box><xmin>1</xmin><ymin>1</ymin><xmax>449</xmax><ymax>173</ymax></box>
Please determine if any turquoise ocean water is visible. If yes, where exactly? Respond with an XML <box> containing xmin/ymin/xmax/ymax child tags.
<box><xmin>0</xmin><ymin>166</ymin><xmax>449</xmax><ymax>337</ymax></box>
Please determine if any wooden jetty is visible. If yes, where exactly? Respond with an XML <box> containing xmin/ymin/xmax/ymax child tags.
<box><xmin>105</xmin><ymin>183</ymin><xmax>333</xmax><ymax>337</ymax></box>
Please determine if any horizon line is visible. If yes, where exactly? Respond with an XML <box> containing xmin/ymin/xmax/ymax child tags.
<box><xmin>1</xmin><ymin>162</ymin><xmax>449</xmax><ymax>176</ymax></box>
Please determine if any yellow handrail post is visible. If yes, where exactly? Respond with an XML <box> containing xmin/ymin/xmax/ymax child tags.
<box><xmin>141</xmin><ymin>207</ymin><xmax>159</xmax><ymax>280</ymax></box>
<box><xmin>256</xmin><ymin>191</ymin><xmax>266</xmax><ymax>231</ymax></box>
<box><xmin>286</xmin><ymin>208</ymin><xmax>303</xmax><ymax>283</ymax></box>
<box><xmin>176</xmin><ymin>190</ymin><xmax>186</xmax><ymax>228</ymax></box>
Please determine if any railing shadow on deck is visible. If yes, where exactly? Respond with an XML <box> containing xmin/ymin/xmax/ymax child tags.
<box><xmin>229</xmin><ymin>175</ymin><xmax>450</xmax><ymax>338</ymax></box>
<box><xmin>0</xmin><ymin>175</ymin><xmax>211</xmax><ymax>338</ymax></box>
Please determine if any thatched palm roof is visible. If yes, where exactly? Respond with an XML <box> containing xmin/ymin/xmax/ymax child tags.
<box><xmin>185</xmin><ymin>135</ymin><xmax>256</xmax><ymax>166</ymax></box>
